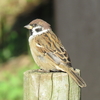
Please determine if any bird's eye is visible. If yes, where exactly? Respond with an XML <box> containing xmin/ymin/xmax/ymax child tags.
<box><xmin>35</xmin><ymin>28</ymin><xmax>42</xmax><ymax>32</ymax></box>
<box><xmin>33</xmin><ymin>24</ymin><xmax>37</xmax><ymax>27</ymax></box>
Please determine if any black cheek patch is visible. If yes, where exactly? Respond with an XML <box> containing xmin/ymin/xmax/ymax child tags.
<box><xmin>35</xmin><ymin>28</ymin><xmax>42</xmax><ymax>32</ymax></box>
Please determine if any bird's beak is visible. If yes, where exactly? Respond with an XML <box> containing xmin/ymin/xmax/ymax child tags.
<box><xmin>24</xmin><ymin>24</ymin><xmax>33</xmax><ymax>29</ymax></box>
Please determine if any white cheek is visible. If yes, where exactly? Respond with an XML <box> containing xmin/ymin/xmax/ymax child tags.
<box><xmin>31</xmin><ymin>28</ymin><xmax>38</xmax><ymax>36</ymax></box>
<box><xmin>28</xmin><ymin>27</ymin><xmax>50</xmax><ymax>43</ymax></box>
<box><xmin>32</xmin><ymin>27</ymin><xmax>49</xmax><ymax>36</ymax></box>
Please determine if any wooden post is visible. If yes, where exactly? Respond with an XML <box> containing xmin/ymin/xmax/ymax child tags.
<box><xmin>24</xmin><ymin>69</ymin><xmax>80</xmax><ymax>100</ymax></box>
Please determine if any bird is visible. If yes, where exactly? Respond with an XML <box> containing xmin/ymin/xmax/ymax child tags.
<box><xmin>24</xmin><ymin>19</ymin><xmax>86</xmax><ymax>88</ymax></box>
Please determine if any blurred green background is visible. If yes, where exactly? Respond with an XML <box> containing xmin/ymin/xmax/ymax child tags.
<box><xmin>0</xmin><ymin>0</ymin><xmax>54</xmax><ymax>100</ymax></box>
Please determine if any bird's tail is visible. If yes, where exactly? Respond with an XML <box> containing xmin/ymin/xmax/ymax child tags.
<box><xmin>59</xmin><ymin>65</ymin><xmax>87</xmax><ymax>88</ymax></box>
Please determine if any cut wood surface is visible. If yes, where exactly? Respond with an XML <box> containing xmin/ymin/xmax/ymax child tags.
<box><xmin>24</xmin><ymin>69</ymin><xmax>80</xmax><ymax>100</ymax></box>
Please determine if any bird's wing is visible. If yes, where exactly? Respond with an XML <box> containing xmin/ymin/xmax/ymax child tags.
<box><xmin>34</xmin><ymin>31</ymin><xmax>72</xmax><ymax>67</ymax></box>
<box><xmin>34</xmin><ymin>31</ymin><xmax>87</xmax><ymax>88</ymax></box>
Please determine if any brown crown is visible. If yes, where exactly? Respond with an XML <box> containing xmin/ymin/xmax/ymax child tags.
<box><xmin>29</xmin><ymin>19</ymin><xmax>51</xmax><ymax>29</ymax></box>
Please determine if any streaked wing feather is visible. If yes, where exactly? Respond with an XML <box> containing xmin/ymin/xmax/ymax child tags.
<box><xmin>35</xmin><ymin>31</ymin><xmax>72</xmax><ymax>66</ymax></box>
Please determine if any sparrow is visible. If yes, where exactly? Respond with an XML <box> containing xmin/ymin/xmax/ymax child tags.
<box><xmin>24</xmin><ymin>19</ymin><xmax>86</xmax><ymax>88</ymax></box>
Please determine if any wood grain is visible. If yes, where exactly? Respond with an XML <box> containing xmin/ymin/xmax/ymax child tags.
<box><xmin>24</xmin><ymin>70</ymin><xmax>80</xmax><ymax>100</ymax></box>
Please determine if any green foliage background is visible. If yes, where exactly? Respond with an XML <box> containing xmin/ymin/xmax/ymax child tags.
<box><xmin>0</xmin><ymin>64</ymin><xmax>39</xmax><ymax>100</ymax></box>
<box><xmin>0</xmin><ymin>0</ymin><xmax>53</xmax><ymax>100</ymax></box>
